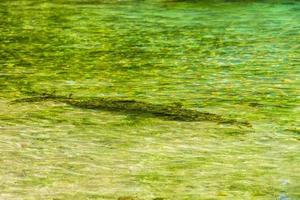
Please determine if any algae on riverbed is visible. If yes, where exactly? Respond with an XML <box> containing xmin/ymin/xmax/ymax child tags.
<box><xmin>0</xmin><ymin>0</ymin><xmax>300</xmax><ymax>199</ymax></box>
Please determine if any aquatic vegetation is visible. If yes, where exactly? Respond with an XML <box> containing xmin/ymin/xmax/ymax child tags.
<box><xmin>1</xmin><ymin>0</ymin><xmax>299</xmax><ymax>199</ymax></box>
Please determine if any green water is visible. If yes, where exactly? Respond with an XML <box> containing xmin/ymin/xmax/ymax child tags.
<box><xmin>0</xmin><ymin>0</ymin><xmax>299</xmax><ymax>199</ymax></box>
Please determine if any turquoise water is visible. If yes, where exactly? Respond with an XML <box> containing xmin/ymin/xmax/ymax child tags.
<box><xmin>0</xmin><ymin>0</ymin><xmax>299</xmax><ymax>199</ymax></box>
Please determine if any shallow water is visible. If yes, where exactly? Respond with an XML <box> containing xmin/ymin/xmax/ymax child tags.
<box><xmin>0</xmin><ymin>0</ymin><xmax>299</xmax><ymax>199</ymax></box>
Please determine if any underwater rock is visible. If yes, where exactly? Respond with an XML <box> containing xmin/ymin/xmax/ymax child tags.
<box><xmin>13</xmin><ymin>93</ymin><xmax>251</xmax><ymax>127</ymax></box>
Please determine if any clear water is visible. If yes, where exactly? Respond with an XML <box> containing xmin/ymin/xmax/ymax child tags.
<box><xmin>0</xmin><ymin>0</ymin><xmax>299</xmax><ymax>199</ymax></box>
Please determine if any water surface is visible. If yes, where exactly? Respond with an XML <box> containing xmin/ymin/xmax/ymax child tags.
<box><xmin>0</xmin><ymin>0</ymin><xmax>299</xmax><ymax>199</ymax></box>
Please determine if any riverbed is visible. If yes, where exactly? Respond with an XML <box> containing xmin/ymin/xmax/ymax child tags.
<box><xmin>0</xmin><ymin>0</ymin><xmax>299</xmax><ymax>199</ymax></box>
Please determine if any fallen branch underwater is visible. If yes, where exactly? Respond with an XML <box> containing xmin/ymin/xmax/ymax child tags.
<box><xmin>13</xmin><ymin>93</ymin><xmax>252</xmax><ymax>127</ymax></box>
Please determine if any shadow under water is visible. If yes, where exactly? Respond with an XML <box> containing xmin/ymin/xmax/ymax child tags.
<box><xmin>13</xmin><ymin>92</ymin><xmax>252</xmax><ymax>127</ymax></box>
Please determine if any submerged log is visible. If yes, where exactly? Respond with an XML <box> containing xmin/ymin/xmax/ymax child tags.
<box><xmin>13</xmin><ymin>93</ymin><xmax>251</xmax><ymax>127</ymax></box>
